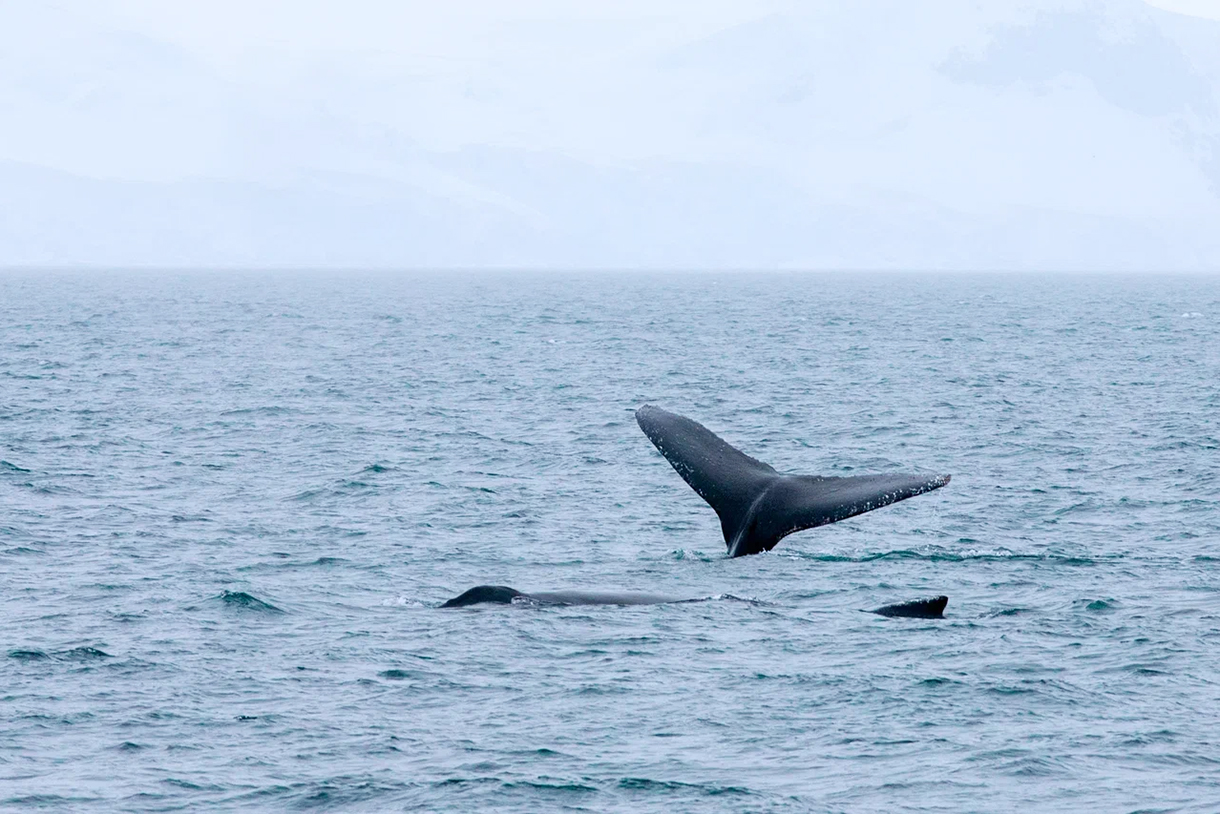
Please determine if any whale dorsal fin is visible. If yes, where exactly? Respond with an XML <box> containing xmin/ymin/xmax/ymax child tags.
<box><xmin>635</xmin><ymin>405</ymin><xmax>950</xmax><ymax>557</ymax></box>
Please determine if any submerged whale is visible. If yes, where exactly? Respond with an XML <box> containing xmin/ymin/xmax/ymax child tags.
<box><xmin>440</xmin><ymin>585</ymin><xmax>675</xmax><ymax>608</ymax></box>
<box><xmin>441</xmin><ymin>585</ymin><xmax>949</xmax><ymax>618</ymax></box>
<box><xmin>636</xmin><ymin>405</ymin><xmax>950</xmax><ymax>557</ymax></box>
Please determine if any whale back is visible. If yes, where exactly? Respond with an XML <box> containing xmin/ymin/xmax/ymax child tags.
<box><xmin>440</xmin><ymin>585</ymin><xmax>522</xmax><ymax>608</ymax></box>
<box><xmin>871</xmin><ymin>595</ymin><xmax>948</xmax><ymax>618</ymax></box>
<box><xmin>441</xmin><ymin>587</ymin><xmax>676</xmax><ymax>607</ymax></box>
<box><xmin>636</xmin><ymin>405</ymin><xmax>950</xmax><ymax>557</ymax></box>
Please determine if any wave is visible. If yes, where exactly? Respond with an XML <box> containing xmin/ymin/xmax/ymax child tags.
<box><xmin>501</xmin><ymin>779</ymin><xmax>598</xmax><ymax>793</ymax></box>
<box><xmin>7</xmin><ymin>646</ymin><xmax>111</xmax><ymax>662</ymax></box>
<box><xmin>219</xmin><ymin>406</ymin><xmax>295</xmax><ymax>417</ymax></box>
<box><xmin>682</xmin><ymin>594</ymin><xmax>771</xmax><ymax>606</ymax></box>
<box><xmin>667</xmin><ymin>548</ymin><xmax>715</xmax><ymax>562</ymax></box>
<box><xmin>8</xmin><ymin>648</ymin><xmax>49</xmax><ymax>661</ymax></box>
<box><xmin>2</xmin><ymin>546</ymin><xmax>44</xmax><ymax>556</ymax></box>
<box><xmin>382</xmin><ymin>596</ymin><xmax>427</xmax><ymax>607</ymax></box>
<box><xmin>377</xmin><ymin>669</ymin><xmax>420</xmax><ymax>680</ymax></box>
<box><xmin>785</xmin><ymin>548</ymin><xmax>1100</xmax><ymax>566</ymax></box>
<box><xmin>170</xmin><ymin>514</ymin><xmax>212</xmax><ymax>523</ymax></box>
<box><xmin>616</xmin><ymin>777</ymin><xmax>755</xmax><ymax>796</ymax></box>
<box><xmin>218</xmin><ymin>590</ymin><xmax>284</xmax><ymax>613</ymax></box>
<box><xmin>59</xmin><ymin>646</ymin><xmax>112</xmax><ymax>660</ymax></box>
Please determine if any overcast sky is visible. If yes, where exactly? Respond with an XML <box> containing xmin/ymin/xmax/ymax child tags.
<box><xmin>2</xmin><ymin>0</ymin><xmax>1219</xmax><ymax>269</ymax></box>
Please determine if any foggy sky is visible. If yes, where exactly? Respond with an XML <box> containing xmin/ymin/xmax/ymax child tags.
<box><xmin>3</xmin><ymin>0</ymin><xmax>1219</xmax><ymax>269</ymax></box>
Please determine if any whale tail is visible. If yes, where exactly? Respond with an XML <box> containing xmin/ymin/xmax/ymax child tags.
<box><xmin>635</xmin><ymin>405</ymin><xmax>950</xmax><ymax>557</ymax></box>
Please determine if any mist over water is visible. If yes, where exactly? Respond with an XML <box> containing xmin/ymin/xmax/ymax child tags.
<box><xmin>2</xmin><ymin>271</ymin><xmax>1219</xmax><ymax>811</ymax></box>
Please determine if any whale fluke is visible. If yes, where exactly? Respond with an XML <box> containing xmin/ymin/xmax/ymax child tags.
<box><xmin>871</xmin><ymin>595</ymin><xmax>948</xmax><ymax>618</ymax></box>
<box><xmin>635</xmin><ymin>405</ymin><xmax>950</xmax><ymax>557</ymax></box>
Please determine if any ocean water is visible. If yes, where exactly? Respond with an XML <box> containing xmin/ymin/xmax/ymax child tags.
<box><xmin>2</xmin><ymin>270</ymin><xmax>1218</xmax><ymax>812</ymax></box>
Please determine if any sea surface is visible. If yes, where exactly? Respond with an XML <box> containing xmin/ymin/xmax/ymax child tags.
<box><xmin>2</xmin><ymin>270</ymin><xmax>1219</xmax><ymax>812</ymax></box>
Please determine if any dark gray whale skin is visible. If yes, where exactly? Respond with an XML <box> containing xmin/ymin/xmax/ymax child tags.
<box><xmin>871</xmin><ymin>596</ymin><xmax>948</xmax><ymax>618</ymax></box>
<box><xmin>635</xmin><ymin>405</ymin><xmax>951</xmax><ymax>557</ymax></box>
<box><xmin>441</xmin><ymin>586</ymin><xmax>951</xmax><ymax>616</ymax></box>
<box><xmin>440</xmin><ymin>585</ymin><xmax>523</xmax><ymax>607</ymax></box>
<box><xmin>441</xmin><ymin>585</ymin><xmax>677</xmax><ymax>608</ymax></box>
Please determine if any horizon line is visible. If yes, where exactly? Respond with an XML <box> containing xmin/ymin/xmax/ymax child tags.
<box><xmin>3</xmin><ymin>265</ymin><xmax>1218</xmax><ymax>275</ymax></box>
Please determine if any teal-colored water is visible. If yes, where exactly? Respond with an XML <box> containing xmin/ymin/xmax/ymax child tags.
<box><xmin>2</xmin><ymin>271</ymin><xmax>1218</xmax><ymax>811</ymax></box>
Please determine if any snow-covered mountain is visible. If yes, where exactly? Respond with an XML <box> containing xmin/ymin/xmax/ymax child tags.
<box><xmin>3</xmin><ymin>0</ymin><xmax>1218</xmax><ymax>269</ymax></box>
